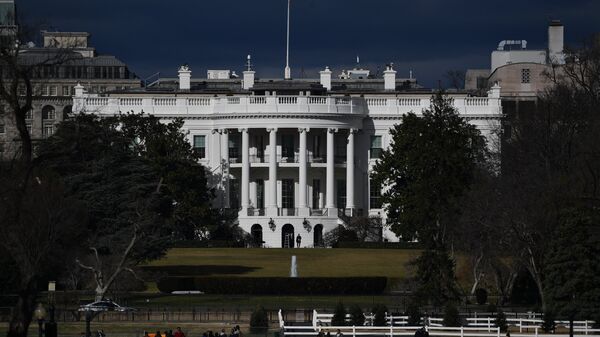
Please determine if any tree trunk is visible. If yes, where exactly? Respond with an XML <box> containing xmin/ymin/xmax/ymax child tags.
<box><xmin>7</xmin><ymin>282</ymin><xmax>37</xmax><ymax>337</ymax></box>
<box><xmin>569</xmin><ymin>319</ymin><xmax>574</xmax><ymax>337</ymax></box>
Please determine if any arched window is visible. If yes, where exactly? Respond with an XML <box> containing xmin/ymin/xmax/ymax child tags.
<box><xmin>251</xmin><ymin>224</ymin><xmax>263</xmax><ymax>248</ymax></box>
<box><xmin>42</xmin><ymin>105</ymin><xmax>55</xmax><ymax>120</ymax></box>
<box><xmin>281</xmin><ymin>224</ymin><xmax>294</xmax><ymax>248</ymax></box>
<box><xmin>313</xmin><ymin>224</ymin><xmax>324</xmax><ymax>248</ymax></box>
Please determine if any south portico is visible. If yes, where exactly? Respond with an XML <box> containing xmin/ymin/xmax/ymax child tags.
<box><xmin>213</xmin><ymin>124</ymin><xmax>362</xmax><ymax>248</ymax></box>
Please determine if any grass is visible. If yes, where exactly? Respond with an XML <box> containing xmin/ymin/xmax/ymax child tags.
<box><xmin>146</xmin><ymin>248</ymin><xmax>422</xmax><ymax>278</ymax></box>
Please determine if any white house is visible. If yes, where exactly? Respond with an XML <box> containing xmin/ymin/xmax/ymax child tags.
<box><xmin>73</xmin><ymin>64</ymin><xmax>502</xmax><ymax>248</ymax></box>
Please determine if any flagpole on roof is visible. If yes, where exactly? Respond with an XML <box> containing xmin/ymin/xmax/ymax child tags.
<box><xmin>284</xmin><ymin>0</ymin><xmax>292</xmax><ymax>80</ymax></box>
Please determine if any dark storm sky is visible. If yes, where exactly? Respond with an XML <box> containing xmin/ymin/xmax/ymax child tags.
<box><xmin>18</xmin><ymin>0</ymin><xmax>600</xmax><ymax>87</ymax></box>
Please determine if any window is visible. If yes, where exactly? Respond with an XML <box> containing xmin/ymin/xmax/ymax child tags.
<box><xmin>282</xmin><ymin>179</ymin><xmax>295</xmax><ymax>209</ymax></box>
<box><xmin>313</xmin><ymin>135</ymin><xmax>321</xmax><ymax>159</ymax></box>
<box><xmin>521</xmin><ymin>68</ymin><xmax>531</xmax><ymax>84</ymax></box>
<box><xmin>281</xmin><ymin>134</ymin><xmax>294</xmax><ymax>159</ymax></box>
<box><xmin>42</xmin><ymin>106</ymin><xmax>56</xmax><ymax>120</ymax></box>
<box><xmin>26</xmin><ymin>124</ymin><xmax>32</xmax><ymax>134</ymax></box>
<box><xmin>370</xmin><ymin>182</ymin><xmax>382</xmax><ymax>209</ymax></box>
<box><xmin>335</xmin><ymin>135</ymin><xmax>346</xmax><ymax>162</ymax></box>
<box><xmin>62</xmin><ymin>86</ymin><xmax>71</xmax><ymax>96</ymax></box>
<box><xmin>228</xmin><ymin>134</ymin><xmax>240</xmax><ymax>162</ymax></box>
<box><xmin>18</xmin><ymin>85</ymin><xmax>26</xmax><ymax>96</ymax></box>
<box><xmin>0</xmin><ymin>122</ymin><xmax>4</xmax><ymax>134</ymax></box>
<box><xmin>230</xmin><ymin>180</ymin><xmax>240</xmax><ymax>209</ymax></box>
<box><xmin>370</xmin><ymin>136</ymin><xmax>382</xmax><ymax>159</ymax></box>
<box><xmin>25</xmin><ymin>110</ymin><xmax>33</xmax><ymax>120</ymax></box>
<box><xmin>42</xmin><ymin>125</ymin><xmax>54</xmax><ymax>138</ymax></box>
<box><xmin>255</xmin><ymin>135</ymin><xmax>264</xmax><ymax>161</ymax></box>
<box><xmin>41</xmin><ymin>85</ymin><xmax>50</xmax><ymax>96</ymax></box>
<box><xmin>337</xmin><ymin>179</ymin><xmax>346</xmax><ymax>209</ymax></box>
<box><xmin>312</xmin><ymin>179</ymin><xmax>321</xmax><ymax>209</ymax></box>
<box><xmin>193</xmin><ymin>135</ymin><xmax>206</xmax><ymax>158</ymax></box>
<box><xmin>256</xmin><ymin>179</ymin><xmax>265</xmax><ymax>209</ymax></box>
<box><xmin>49</xmin><ymin>86</ymin><xmax>57</xmax><ymax>96</ymax></box>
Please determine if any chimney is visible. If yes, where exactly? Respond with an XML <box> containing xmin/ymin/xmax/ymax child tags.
<box><xmin>243</xmin><ymin>70</ymin><xmax>255</xmax><ymax>90</ymax></box>
<box><xmin>178</xmin><ymin>65</ymin><xmax>191</xmax><ymax>90</ymax></box>
<box><xmin>383</xmin><ymin>64</ymin><xmax>397</xmax><ymax>91</ymax></box>
<box><xmin>548</xmin><ymin>20</ymin><xmax>565</xmax><ymax>65</ymax></box>
<box><xmin>320</xmin><ymin>66</ymin><xmax>332</xmax><ymax>91</ymax></box>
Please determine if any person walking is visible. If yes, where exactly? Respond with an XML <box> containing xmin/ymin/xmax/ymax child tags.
<box><xmin>174</xmin><ymin>327</ymin><xmax>186</xmax><ymax>337</ymax></box>
<box><xmin>296</xmin><ymin>234</ymin><xmax>302</xmax><ymax>248</ymax></box>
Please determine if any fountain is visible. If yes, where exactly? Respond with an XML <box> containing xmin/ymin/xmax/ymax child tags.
<box><xmin>290</xmin><ymin>255</ymin><xmax>298</xmax><ymax>277</ymax></box>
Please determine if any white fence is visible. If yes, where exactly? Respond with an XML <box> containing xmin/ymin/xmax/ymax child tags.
<box><xmin>290</xmin><ymin>310</ymin><xmax>600</xmax><ymax>337</ymax></box>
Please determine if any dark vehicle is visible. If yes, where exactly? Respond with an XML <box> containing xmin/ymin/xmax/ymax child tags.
<box><xmin>78</xmin><ymin>300</ymin><xmax>136</xmax><ymax>312</ymax></box>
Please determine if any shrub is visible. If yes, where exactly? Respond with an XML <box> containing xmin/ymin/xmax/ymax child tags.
<box><xmin>495</xmin><ymin>309</ymin><xmax>508</xmax><ymax>332</ymax></box>
<box><xmin>332</xmin><ymin>302</ymin><xmax>347</xmax><ymax>326</ymax></box>
<box><xmin>335</xmin><ymin>242</ymin><xmax>424</xmax><ymax>249</ymax></box>
<box><xmin>349</xmin><ymin>305</ymin><xmax>365</xmax><ymax>326</ymax></box>
<box><xmin>156</xmin><ymin>277</ymin><xmax>387</xmax><ymax>295</ymax></box>
<box><xmin>373</xmin><ymin>304</ymin><xmax>388</xmax><ymax>326</ymax></box>
<box><xmin>542</xmin><ymin>311</ymin><xmax>555</xmax><ymax>333</ymax></box>
<box><xmin>406</xmin><ymin>302</ymin><xmax>421</xmax><ymax>326</ymax></box>
<box><xmin>443</xmin><ymin>303</ymin><xmax>461</xmax><ymax>327</ymax></box>
<box><xmin>250</xmin><ymin>305</ymin><xmax>269</xmax><ymax>333</ymax></box>
<box><xmin>475</xmin><ymin>288</ymin><xmax>488</xmax><ymax>305</ymax></box>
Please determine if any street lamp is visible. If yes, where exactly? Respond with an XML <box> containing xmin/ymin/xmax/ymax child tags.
<box><xmin>34</xmin><ymin>303</ymin><xmax>46</xmax><ymax>337</ymax></box>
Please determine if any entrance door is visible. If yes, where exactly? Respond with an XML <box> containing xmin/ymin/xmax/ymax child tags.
<box><xmin>313</xmin><ymin>224</ymin><xmax>324</xmax><ymax>247</ymax></box>
<box><xmin>282</xmin><ymin>224</ymin><xmax>294</xmax><ymax>248</ymax></box>
<box><xmin>251</xmin><ymin>224</ymin><xmax>263</xmax><ymax>247</ymax></box>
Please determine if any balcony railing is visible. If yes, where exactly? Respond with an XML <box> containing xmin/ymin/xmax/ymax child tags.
<box><xmin>77</xmin><ymin>95</ymin><xmax>364</xmax><ymax>116</ymax></box>
<box><xmin>247</xmin><ymin>208</ymin><xmax>265</xmax><ymax>216</ymax></box>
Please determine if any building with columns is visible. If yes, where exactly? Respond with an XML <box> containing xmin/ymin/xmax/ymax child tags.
<box><xmin>73</xmin><ymin>64</ymin><xmax>503</xmax><ymax>248</ymax></box>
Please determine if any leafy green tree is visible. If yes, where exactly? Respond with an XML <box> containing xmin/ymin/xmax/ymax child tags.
<box><xmin>443</xmin><ymin>303</ymin><xmax>461</xmax><ymax>327</ymax></box>
<box><xmin>36</xmin><ymin>113</ymin><xmax>219</xmax><ymax>300</ymax></box>
<box><xmin>250</xmin><ymin>305</ymin><xmax>269</xmax><ymax>333</ymax></box>
<box><xmin>412</xmin><ymin>249</ymin><xmax>460</xmax><ymax>306</ymax></box>
<box><xmin>543</xmin><ymin>207</ymin><xmax>600</xmax><ymax>337</ymax></box>
<box><xmin>371</xmin><ymin>92</ymin><xmax>487</xmax><ymax>249</ymax></box>
<box><xmin>331</xmin><ymin>302</ymin><xmax>347</xmax><ymax>326</ymax></box>
<box><xmin>349</xmin><ymin>305</ymin><xmax>365</xmax><ymax>326</ymax></box>
<box><xmin>372</xmin><ymin>304</ymin><xmax>388</xmax><ymax>326</ymax></box>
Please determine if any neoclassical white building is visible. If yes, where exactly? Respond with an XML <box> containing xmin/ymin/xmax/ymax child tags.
<box><xmin>73</xmin><ymin>64</ymin><xmax>502</xmax><ymax>248</ymax></box>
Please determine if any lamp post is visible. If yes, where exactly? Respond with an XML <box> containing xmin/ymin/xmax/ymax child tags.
<box><xmin>34</xmin><ymin>303</ymin><xmax>46</xmax><ymax>337</ymax></box>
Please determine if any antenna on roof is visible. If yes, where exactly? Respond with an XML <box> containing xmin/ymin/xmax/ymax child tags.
<box><xmin>284</xmin><ymin>0</ymin><xmax>292</xmax><ymax>79</ymax></box>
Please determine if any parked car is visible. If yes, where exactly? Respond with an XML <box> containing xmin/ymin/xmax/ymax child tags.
<box><xmin>78</xmin><ymin>300</ymin><xmax>136</xmax><ymax>312</ymax></box>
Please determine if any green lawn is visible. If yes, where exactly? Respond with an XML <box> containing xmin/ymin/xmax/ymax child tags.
<box><xmin>146</xmin><ymin>248</ymin><xmax>422</xmax><ymax>278</ymax></box>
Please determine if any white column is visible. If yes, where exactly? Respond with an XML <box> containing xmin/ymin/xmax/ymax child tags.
<box><xmin>267</xmin><ymin>128</ymin><xmax>278</xmax><ymax>216</ymax></box>
<box><xmin>240</xmin><ymin>128</ymin><xmax>250</xmax><ymax>212</ymax></box>
<box><xmin>220</xmin><ymin>129</ymin><xmax>230</xmax><ymax>209</ymax></box>
<box><xmin>298</xmin><ymin>128</ymin><xmax>309</xmax><ymax>215</ymax></box>
<box><xmin>346</xmin><ymin>129</ymin><xmax>356</xmax><ymax>211</ymax></box>
<box><xmin>325</xmin><ymin>128</ymin><xmax>337</xmax><ymax>210</ymax></box>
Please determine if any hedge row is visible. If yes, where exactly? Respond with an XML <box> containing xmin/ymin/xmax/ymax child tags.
<box><xmin>173</xmin><ymin>240</ymin><xmax>245</xmax><ymax>248</ymax></box>
<box><xmin>334</xmin><ymin>241</ymin><xmax>423</xmax><ymax>249</ymax></box>
<box><xmin>157</xmin><ymin>277</ymin><xmax>387</xmax><ymax>295</ymax></box>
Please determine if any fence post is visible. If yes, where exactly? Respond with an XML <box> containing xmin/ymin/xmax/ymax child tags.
<box><xmin>353</xmin><ymin>325</ymin><xmax>356</xmax><ymax>337</ymax></box>
<box><xmin>496</xmin><ymin>327</ymin><xmax>500</xmax><ymax>337</ymax></box>
<box><xmin>390</xmin><ymin>323</ymin><xmax>393</xmax><ymax>337</ymax></box>
<box><xmin>461</xmin><ymin>326</ymin><xmax>464</xmax><ymax>337</ymax></box>
<box><xmin>488</xmin><ymin>317</ymin><xmax>491</xmax><ymax>332</ymax></box>
<box><xmin>519</xmin><ymin>319</ymin><xmax>523</xmax><ymax>333</ymax></box>
<box><xmin>535</xmin><ymin>327</ymin><xmax>538</xmax><ymax>337</ymax></box>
